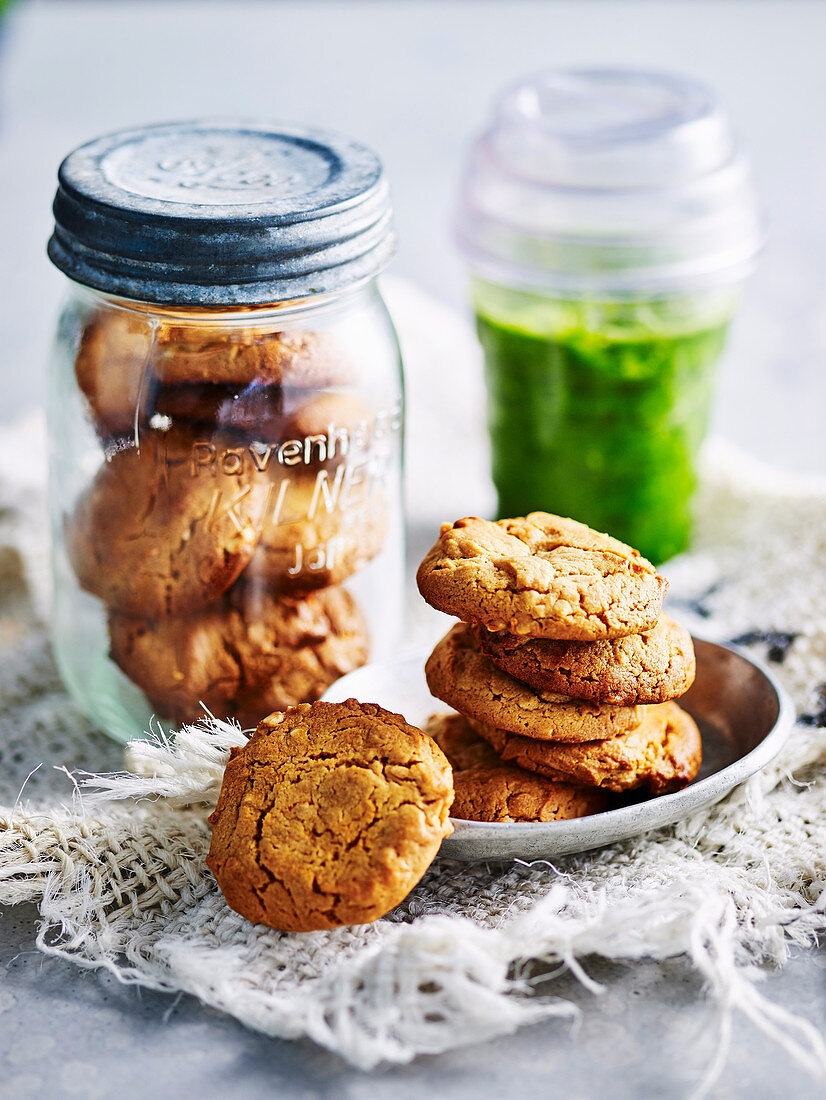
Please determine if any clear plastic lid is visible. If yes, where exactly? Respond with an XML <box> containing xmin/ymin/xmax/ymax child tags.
<box><xmin>456</xmin><ymin>68</ymin><xmax>762</xmax><ymax>296</ymax></box>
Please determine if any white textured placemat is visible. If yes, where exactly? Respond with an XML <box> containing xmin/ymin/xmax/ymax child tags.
<box><xmin>1</xmin><ymin>280</ymin><xmax>826</xmax><ymax>1093</ymax></box>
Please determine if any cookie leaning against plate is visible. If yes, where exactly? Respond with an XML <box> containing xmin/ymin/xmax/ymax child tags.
<box><xmin>425</xmin><ymin>623</ymin><xmax>646</xmax><ymax>742</ymax></box>
<box><xmin>207</xmin><ymin>700</ymin><xmax>454</xmax><ymax>932</ymax></box>
<box><xmin>472</xmin><ymin>701</ymin><xmax>702</xmax><ymax>796</ymax></box>
<box><xmin>476</xmin><ymin>614</ymin><xmax>696</xmax><ymax>706</ymax></box>
<box><xmin>426</xmin><ymin>713</ymin><xmax>609</xmax><ymax>823</ymax></box>
<box><xmin>417</xmin><ymin>513</ymin><xmax>666</xmax><ymax>640</ymax></box>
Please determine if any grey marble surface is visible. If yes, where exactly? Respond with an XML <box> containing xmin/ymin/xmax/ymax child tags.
<box><xmin>1</xmin><ymin>2</ymin><xmax>826</xmax><ymax>1098</ymax></box>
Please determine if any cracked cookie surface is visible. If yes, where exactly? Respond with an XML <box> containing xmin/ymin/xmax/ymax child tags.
<box><xmin>472</xmin><ymin>701</ymin><xmax>702</xmax><ymax>795</ymax></box>
<box><xmin>425</xmin><ymin>623</ymin><xmax>645</xmax><ymax>742</ymax></box>
<box><xmin>67</xmin><ymin>431</ymin><xmax>269</xmax><ymax>617</ymax></box>
<box><xmin>425</xmin><ymin>713</ymin><xmax>608</xmax><ymax>822</ymax></box>
<box><xmin>207</xmin><ymin>699</ymin><xmax>454</xmax><ymax>931</ymax></box>
<box><xmin>476</xmin><ymin>614</ymin><xmax>695</xmax><ymax>705</ymax></box>
<box><xmin>417</xmin><ymin>513</ymin><xmax>666</xmax><ymax>640</ymax></box>
<box><xmin>109</xmin><ymin>584</ymin><xmax>368</xmax><ymax>729</ymax></box>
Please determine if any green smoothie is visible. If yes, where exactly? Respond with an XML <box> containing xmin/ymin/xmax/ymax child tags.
<box><xmin>473</xmin><ymin>283</ymin><xmax>736</xmax><ymax>564</ymax></box>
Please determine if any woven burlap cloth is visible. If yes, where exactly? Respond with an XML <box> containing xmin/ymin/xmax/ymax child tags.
<box><xmin>1</xmin><ymin>283</ymin><xmax>826</xmax><ymax>1090</ymax></box>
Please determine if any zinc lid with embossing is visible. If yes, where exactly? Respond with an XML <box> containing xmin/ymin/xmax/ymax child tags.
<box><xmin>48</xmin><ymin>120</ymin><xmax>395</xmax><ymax>306</ymax></box>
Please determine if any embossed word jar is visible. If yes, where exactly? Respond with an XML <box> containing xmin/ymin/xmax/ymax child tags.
<box><xmin>47</xmin><ymin>120</ymin><xmax>404</xmax><ymax>743</ymax></box>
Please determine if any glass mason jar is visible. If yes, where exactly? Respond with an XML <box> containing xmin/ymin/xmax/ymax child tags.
<box><xmin>457</xmin><ymin>69</ymin><xmax>762</xmax><ymax>564</ymax></box>
<box><xmin>46</xmin><ymin>121</ymin><xmax>404</xmax><ymax>743</ymax></box>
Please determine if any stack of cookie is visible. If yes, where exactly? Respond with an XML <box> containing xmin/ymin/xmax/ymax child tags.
<box><xmin>67</xmin><ymin>309</ymin><xmax>387</xmax><ymax>728</ymax></box>
<box><xmin>417</xmin><ymin>513</ymin><xmax>702</xmax><ymax>823</ymax></box>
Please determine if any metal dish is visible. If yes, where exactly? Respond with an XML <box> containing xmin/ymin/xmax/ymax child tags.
<box><xmin>322</xmin><ymin>638</ymin><xmax>795</xmax><ymax>861</ymax></box>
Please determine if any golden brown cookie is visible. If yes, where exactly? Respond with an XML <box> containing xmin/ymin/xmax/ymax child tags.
<box><xmin>425</xmin><ymin>710</ymin><xmax>504</xmax><ymax>770</ymax></box>
<box><xmin>476</xmin><ymin>615</ymin><xmax>696</xmax><ymax>706</ymax></box>
<box><xmin>154</xmin><ymin>325</ymin><xmax>352</xmax><ymax>388</ymax></box>
<box><xmin>66</xmin><ymin>431</ymin><xmax>269</xmax><ymax>617</ymax></box>
<box><xmin>472</xmin><ymin>701</ymin><xmax>702</xmax><ymax>795</ymax></box>
<box><xmin>75</xmin><ymin>310</ymin><xmax>352</xmax><ymax>436</ymax></box>
<box><xmin>417</xmin><ymin>514</ymin><xmax>667</xmax><ymax>640</ymax></box>
<box><xmin>425</xmin><ymin>624</ymin><xmax>645</xmax><ymax>742</ymax></box>
<box><xmin>109</xmin><ymin>584</ymin><xmax>368</xmax><ymax>729</ymax></box>
<box><xmin>207</xmin><ymin>700</ymin><xmax>454</xmax><ymax>931</ymax></box>
<box><xmin>245</xmin><ymin>473</ymin><xmax>387</xmax><ymax>593</ymax></box>
<box><xmin>74</xmin><ymin>311</ymin><xmax>152</xmax><ymax>436</ymax></box>
<box><xmin>75</xmin><ymin>314</ymin><xmax>290</xmax><ymax>439</ymax></box>
<box><xmin>282</xmin><ymin>391</ymin><xmax>373</xmax><ymax>449</ymax></box>
<box><xmin>425</xmin><ymin>713</ymin><xmax>608</xmax><ymax>823</ymax></box>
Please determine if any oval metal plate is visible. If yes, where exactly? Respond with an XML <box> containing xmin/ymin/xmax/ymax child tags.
<box><xmin>322</xmin><ymin>638</ymin><xmax>795</xmax><ymax>861</ymax></box>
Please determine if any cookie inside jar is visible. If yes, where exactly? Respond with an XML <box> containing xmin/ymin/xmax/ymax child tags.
<box><xmin>69</xmin><ymin>310</ymin><xmax>399</xmax><ymax>732</ymax></box>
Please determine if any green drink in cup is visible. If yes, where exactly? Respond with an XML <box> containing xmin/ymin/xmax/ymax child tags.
<box><xmin>457</xmin><ymin>69</ymin><xmax>762</xmax><ymax>563</ymax></box>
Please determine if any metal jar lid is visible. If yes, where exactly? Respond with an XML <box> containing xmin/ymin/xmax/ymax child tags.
<box><xmin>48</xmin><ymin>119</ymin><xmax>395</xmax><ymax>306</ymax></box>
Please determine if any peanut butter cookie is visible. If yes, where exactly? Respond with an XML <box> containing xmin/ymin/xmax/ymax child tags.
<box><xmin>154</xmin><ymin>326</ymin><xmax>351</xmax><ymax>388</ymax></box>
<box><xmin>282</xmin><ymin>391</ymin><xmax>373</xmax><ymax>450</ymax></box>
<box><xmin>109</xmin><ymin>584</ymin><xmax>368</xmax><ymax>729</ymax></box>
<box><xmin>67</xmin><ymin>431</ymin><xmax>269</xmax><ymax>617</ymax></box>
<box><xmin>246</xmin><ymin>474</ymin><xmax>386</xmax><ymax>593</ymax></box>
<box><xmin>476</xmin><ymin>615</ymin><xmax>696</xmax><ymax>705</ymax></box>
<box><xmin>472</xmin><ymin>701</ymin><xmax>702</xmax><ymax>795</ymax></box>
<box><xmin>75</xmin><ymin>315</ymin><xmax>292</xmax><ymax>439</ymax></box>
<box><xmin>425</xmin><ymin>713</ymin><xmax>608</xmax><ymax>823</ymax></box>
<box><xmin>425</xmin><ymin>711</ymin><xmax>504</xmax><ymax>771</ymax></box>
<box><xmin>75</xmin><ymin>310</ymin><xmax>352</xmax><ymax>435</ymax></box>
<box><xmin>74</xmin><ymin>311</ymin><xmax>152</xmax><ymax>436</ymax></box>
<box><xmin>417</xmin><ymin>513</ymin><xmax>666</xmax><ymax>640</ymax></box>
<box><xmin>207</xmin><ymin>700</ymin><xmax>454</xmax><ymax>931</ymax></box>
<box><xmin>425</xmin><ymin>624</ymin><xmax>645</xmax><ymax>742</ymax></box>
